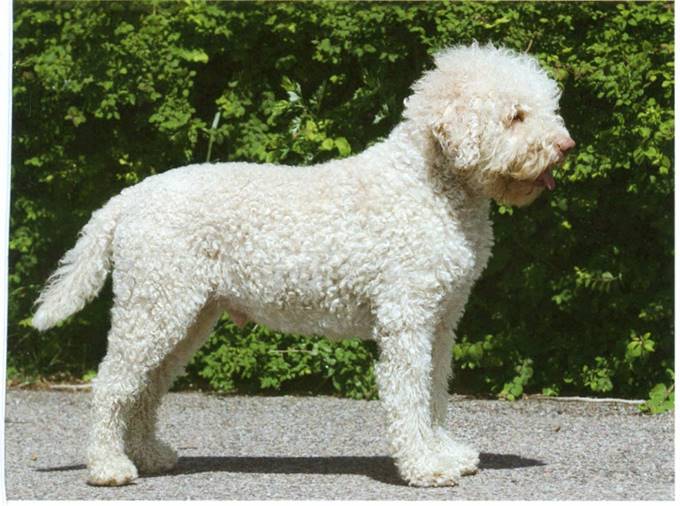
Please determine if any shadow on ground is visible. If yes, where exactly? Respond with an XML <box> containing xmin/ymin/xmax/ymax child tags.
<box><xmin>37</xmin><ymin>453</ymin><xmax>544</xmax><ymax>487</ymax></box>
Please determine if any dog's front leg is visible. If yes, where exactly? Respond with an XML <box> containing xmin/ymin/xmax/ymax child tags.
<box><xmin>430</xmin><ymin>327</ymin><xmax>479</xmax><ymax>473</ymax></box>
<box><xmin>374</xmin><ymin>309</ymin><xmax>478</xmax><ymax>487</ymax></box>
<box><xmin>430</xmin><ymin>327</ymin><xmax>455</xmax><ymax>427</ymax></box>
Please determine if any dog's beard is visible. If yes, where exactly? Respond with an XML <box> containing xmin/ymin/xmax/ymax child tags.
<box><xmin>487</xmin><ymin>165</ymin><xmax>558</xmax><ymax>207</ymax></box>
<box><xmin>495</xmin><ymin>176</ymin><xmax>545</xmax><ymax>207</ymax></box>
<box><xmin>489</xmin><ymin>145</ymin><xmax>562</xmax><ymax>206</ymax></box>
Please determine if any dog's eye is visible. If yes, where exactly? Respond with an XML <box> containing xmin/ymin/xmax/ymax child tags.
<box><xmin>511</xmin><ymin>110</ymin><xmax>526</xmax><ymax>124</ymax></box>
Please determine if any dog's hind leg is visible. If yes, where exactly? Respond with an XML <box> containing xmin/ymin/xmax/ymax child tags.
<box><xmin>124</xmin><ymin>300</ymin><xmax>223</xmax><ymax>475</ymax></box>
<box><xmin>86</xmin><ymin>278</ymin><xmax>211</xmax><ymax>486</ymax></box>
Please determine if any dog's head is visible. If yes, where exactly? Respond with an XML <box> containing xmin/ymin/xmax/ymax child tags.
<box><xmin>404</xmin><ymin>43</ymin><xmax>575</xmax><ymax>207</ymax></box>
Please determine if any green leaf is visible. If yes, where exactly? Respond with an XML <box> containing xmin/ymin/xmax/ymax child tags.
<box><xmin>172</xmin><ymin>47</ymin><xmax>209</xmax><ymax>63</ymax></box>
<box><xmin>334</xmin><ymin>137</ymin><xmax>351</xmax><ymax>156</ymax></box>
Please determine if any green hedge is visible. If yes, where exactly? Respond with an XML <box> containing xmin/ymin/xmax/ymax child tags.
<box><xmin>10</xmin><ymin>1</ymin><xmax>673</xmax><ymax>406</ymax></box>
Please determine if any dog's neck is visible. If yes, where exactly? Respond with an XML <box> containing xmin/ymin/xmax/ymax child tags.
<box><xmin>381</xmin><ymin>121</ymin><xmax>490</xmax><ymax>213</ymax></box>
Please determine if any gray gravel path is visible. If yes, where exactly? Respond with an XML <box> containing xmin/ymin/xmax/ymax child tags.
<box><xmin>4</xmin><ymin>389</ymin><xmax>674</xmax><ymax>500</ymax></box>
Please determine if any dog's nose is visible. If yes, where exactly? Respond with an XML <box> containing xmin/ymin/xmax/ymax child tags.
<box><xmin>558</xmin><ymin>137</ymin><xmax>576</xmax><ymax>154</ymax></box>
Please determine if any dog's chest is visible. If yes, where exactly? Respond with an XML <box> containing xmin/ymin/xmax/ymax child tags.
<box><xmin>424</xmin><ymin>193</ymin><xmax>493</xmax><ymax>290</ymax></box>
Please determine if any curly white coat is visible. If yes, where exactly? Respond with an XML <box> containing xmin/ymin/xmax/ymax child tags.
<box><xmin>33</xmin><ymin>43</ymin><xmax>574</xmax><ymax>487</ymax></box>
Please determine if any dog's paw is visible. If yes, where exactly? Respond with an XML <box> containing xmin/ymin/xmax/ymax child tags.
<box><xmin>87</xmin><ymin>455</ymin><xmax>138</xmax><ymax>486</ymax></box>
<box><xmin>396</xmin><ymin>435</ymin><xmax>480</xmax><ymax>487</ymax></box>
<box><xmin>131</xmin><ymin>439</ymin><xmax>178</xmax><ymax>475</ymax></box>
<box><xmin>432</xmin><ymin>427</ymin><xmax>480</xmax><ymax>476</ymax></box>
<box><xmin>398</xmin><ymin>452</ymin><xmax>464</xmax><ymax>487</ymax></box>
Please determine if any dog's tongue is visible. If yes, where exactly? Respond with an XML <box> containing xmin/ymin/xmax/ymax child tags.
<box><xmin>536</xmin><ymin>169</ymin><xmax>556</xmax><ymax>190</ymax></box>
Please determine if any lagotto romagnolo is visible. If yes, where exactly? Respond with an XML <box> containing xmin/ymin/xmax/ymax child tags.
<box><xmin>33</xmin><ymin>43</ymin><xmax>575</xmax><ymax>487</ymax></box>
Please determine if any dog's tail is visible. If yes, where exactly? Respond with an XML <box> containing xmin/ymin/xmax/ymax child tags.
<box><xmin>31</xmin><ymin>197</ymin><xmax>123</xmax><ymax>331</ymax></box>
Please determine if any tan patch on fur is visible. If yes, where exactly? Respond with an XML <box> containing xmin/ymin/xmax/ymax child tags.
<box><xmin>228</xmin><ymin>309</ymin><xmax>250</xmax><ymax>327</ymax></box>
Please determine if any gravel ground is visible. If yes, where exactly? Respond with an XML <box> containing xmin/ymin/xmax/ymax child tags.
<box><xmin>4</xmin><ymin>389</ymin><xmax>674</xmax><ymax>500</ymax></box>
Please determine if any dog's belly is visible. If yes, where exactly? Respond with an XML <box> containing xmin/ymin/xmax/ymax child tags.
<box><xmin>220</xmin><ymin>297</ymin><xmax>374</xmax><ymax>341</ymax></box>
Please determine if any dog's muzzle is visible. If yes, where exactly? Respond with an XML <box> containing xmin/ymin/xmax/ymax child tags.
<box><xmin>534</xmin><ymin>167</ymin><xmax>556</xmax><ymax>190</ymax></box>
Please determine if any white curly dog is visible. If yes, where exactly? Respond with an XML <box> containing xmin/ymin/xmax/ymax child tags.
<box><xmin>33</xmin><ymin>44</ymin><xmax>574</xmax><ymax>487</ymax></box>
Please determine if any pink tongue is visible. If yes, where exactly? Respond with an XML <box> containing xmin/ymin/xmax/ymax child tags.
<box><xmin>537</xmin><ymin>170</ymin><xmax>556</xmax><ymax>190</ymax></box>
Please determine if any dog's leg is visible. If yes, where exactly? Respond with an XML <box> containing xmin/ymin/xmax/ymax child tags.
<box><xmin>374</xmin><ymin>301</ymin><xmax>477</xmax><ymax>487</ymax></box>
<box><xmin>123</xmin><ymin>366</ymin><xmax>177</xmax><ymax>476</ymax></box>
<box><xmin>430</xmin><ymin>327</ymin><xmax>454</xmax><ymax>427</ymax></box>
<box><xmin>87</xmin><ymin>343</ymin><xmax>147</xmax><ymax>486</ymax></box>
<box><xmin>86</xmin><ymin>283</ymin><xmax>209</xmax><ymax>486</ymax></box>
<box><xmin>430</xmin><ymin>327</ymin><xmax>479</xmax><ymax>473</ymax></box>
<box><xmin>125</xmin><ymin>301</ymin><xmax>222</xmax><ymax>475</ymax></box>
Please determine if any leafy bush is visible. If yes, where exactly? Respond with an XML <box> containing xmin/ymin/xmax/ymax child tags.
<box><xmin>183</xmin><ymin>316</ymin><xmax>377</xmax><ymax>399</ymax></box>
<box><xmin>9</xmin><ymin>1</ymin><xmax>673</xmax><ymax>407</ymax></box>
<box><xmin>639</xmin><ymin>368</ymin><xmax>675</xmax><ymax>414</ymax></box>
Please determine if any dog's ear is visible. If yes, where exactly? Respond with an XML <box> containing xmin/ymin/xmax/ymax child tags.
<box><xmin>431</xmin><ymin>103</ymin><xmax>481</xmax><ymax>170</ymax></box>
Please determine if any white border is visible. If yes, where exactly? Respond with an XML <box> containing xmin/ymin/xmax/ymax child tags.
<box><xmin>0</xmin><ymin>0</ymin><xmax>13</xmax><ymax>502</ymax></box>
